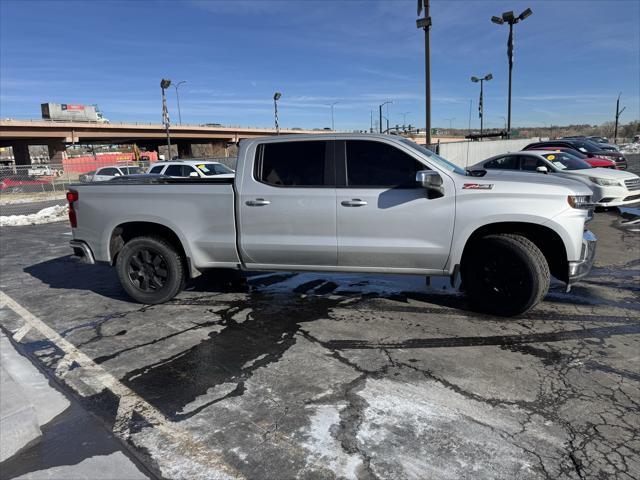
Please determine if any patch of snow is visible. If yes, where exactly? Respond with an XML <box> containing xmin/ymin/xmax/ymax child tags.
<box><xmin>619</xmin><ymin>143</ymin><xmax>640</xmax><ymax>154</ymax></box>
<box><xmin>298</xmin><ymin>403</ymin><xmax>363</xmax><ymax>478</ymax></box>
<box><xmin>176</xmin><ymin>382</ymin><xmax>241</xmax><ymax>416</ymax></box>
<box><xmin>357</xmin><ymin>378</ymin><xmax>543</xmax><ymax>479</ymax></box>
<box><xmin>0</xmin><ymin>193</ymin><xmax>66</xmax><ymax>205</ymax></box>
<box><xmin>241</xmin><ymin>353</ymin><xmax>268</xmax><ymax>370</ymax></box>
<box><xmin>0</xmin><ymin>205</ymin><xmax>68</xmax><ymax>227</ymax></box>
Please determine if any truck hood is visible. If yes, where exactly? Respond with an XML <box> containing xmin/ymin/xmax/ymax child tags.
<box><xmin>560</xmin><ymin>168</ymin><xmax>639</xmax><ymax>181</ymax></box>
<box><xmin>473</xmin><ymin>169</ymin><xmax>592</xmax><ymax>194</ymax></box>
<box><xmin>476</xmin><ymin>168</ymin><xmax>592</xmax><ymax>188</ymax></box>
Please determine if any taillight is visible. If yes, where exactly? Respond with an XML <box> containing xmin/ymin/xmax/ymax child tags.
<box><xmin>67</xmin><ymin>190</ymin><xmax>78</xmax><ymax>228</ymax></box>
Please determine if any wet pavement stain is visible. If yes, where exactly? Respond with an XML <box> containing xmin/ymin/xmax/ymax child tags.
<box><xmin>120</xmin><ymin>292</ymin><xmax>350</xmax><ymax>420</ymax></box>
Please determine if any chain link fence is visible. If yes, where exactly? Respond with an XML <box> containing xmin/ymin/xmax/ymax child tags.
<box><xmin>0</xmin><ymin>157</ymin><xmax>238</xmax><ymax>220</ymax></box>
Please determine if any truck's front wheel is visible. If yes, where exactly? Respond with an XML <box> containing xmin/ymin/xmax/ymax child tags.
<box><xmin>116</xmin><ymin>236</ymin><xmax>185</xmax><ymax>304</ymax></box>
<box><xmin>460</xmin><ymin>234</ymin><xmax>550</xmax><ymax>316</ymax></box>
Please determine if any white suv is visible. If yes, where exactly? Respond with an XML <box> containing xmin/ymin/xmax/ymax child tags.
<box><xmin>147</xmin><ymin>160</ymin><xmax>235</xmax><ymax>179</ymax></box>
<box><xmin>91</xmin><ymin>165</ymin><xmax>142</xmax><ymax>182</ymax></box>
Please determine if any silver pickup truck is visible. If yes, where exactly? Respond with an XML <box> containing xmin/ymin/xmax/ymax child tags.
<box><xmin>68</xmin><ymin>134</ymin><xmax>596</xmax><ymax>316</ymax></box>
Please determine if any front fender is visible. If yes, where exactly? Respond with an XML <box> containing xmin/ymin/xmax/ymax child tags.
<box><xmin>446</xmin><ymin>211</ymin><xmax>582</xmax><ymax>272</ymax></box>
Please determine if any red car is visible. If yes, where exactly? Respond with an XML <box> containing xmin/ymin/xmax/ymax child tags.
<box><xmin>527</xmin><ymin>146</ymin><xmax>617</xmax><ymax>169</ymax></box>
<box><xmin>0</xmin><ymin>175</ymin><xmax>50</xmax><ymax>193</ymax></box>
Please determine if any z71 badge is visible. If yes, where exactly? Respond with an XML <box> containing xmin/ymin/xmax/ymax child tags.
<box><xmin>463</xmin><ymin>183</ymin><xmax>493</xmax><ymax>190</ymax></box>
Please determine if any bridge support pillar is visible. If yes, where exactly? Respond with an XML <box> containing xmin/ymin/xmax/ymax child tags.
<box><xmin>177</xmin><ymin>142</ymin><xmax>192</xmax><ymax>159</ymax></box>
<box><xmin>11</xmin><ymin>142</ymin><xmax>32</xmax><ymax>166</ymax></box>
<box><xmin>47</xmin><ymin>141</ymin><xmax>67</xmax><ymax>164</ymax></box>
<box><xmin>210</xmin><ymin>141</ymin><xmax>228</xmax><ymax>157</ymax></box>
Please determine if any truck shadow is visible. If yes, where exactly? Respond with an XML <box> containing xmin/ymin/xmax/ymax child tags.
<box><xmin>23</xmin><ymin>256</ymin><xmax>252</xmax><ymax>301</ymax></box>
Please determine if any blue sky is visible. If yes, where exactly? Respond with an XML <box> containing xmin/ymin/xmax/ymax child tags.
<box><xmin>1</xmin><ymin>0</ymin><xmax>638</xmax><ymax>131</ymax></box>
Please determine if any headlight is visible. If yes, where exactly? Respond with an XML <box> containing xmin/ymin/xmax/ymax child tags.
<box><xmin>567</xmin><ymin>195</ymin><xmax>592</xmax><ymax>209</ymax></box>
<box><xmin>588</xmin><ymin>177</ymin><xmax>621</xmax><ymax>187</ymax></box>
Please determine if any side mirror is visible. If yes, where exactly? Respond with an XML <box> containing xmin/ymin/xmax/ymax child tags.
<box><xmin>189</xmin><ymin>171</ymin><xmax>199</xmax><ymax>177</ymax></box>
<box><xmin>416</xmin><ymin>170</ymin><xmax>443</xmax><ymax>192</ymax></box>
<box><xmin>114</xmin><ymin>172</ymin><xmax>121</xmax><ymax>176</ymax></box>
<box><xmin>536</xmin><ymin>166</ymin><xmax>548</xmax><ymax>174</ymax></box>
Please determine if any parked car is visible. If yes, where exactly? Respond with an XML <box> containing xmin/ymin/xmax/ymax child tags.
<box><xmin>27</xmin><ymin>165</ymin><xmax>54</xmax><ymax>176</ymax></box>
<box><xmin>0</xmin><ymin>174</ymin><xmax>50</xmax><ymax>193</ymax></box>
<box><xmin>147</xmin><ymin>160</ymin><xmax>235</xmax><ymax>179</ymax></box>
<box><xmin>471</xmin><ymin>150</ymin><xmax>640</xmax><ymax>207</ymax></box>
<box><xmin>79</xmin><ymin>170</ymin><xmax>96</xmax><ymax>182</ymax></box>
<box><xmin>527</xmin><ymin>146</ymin><xmax>616</xmax><ymax>169</ymax></box>
<box><xmin>69</xmin><ymin>134</ymin><xmax>597</xmax><ymax>317</ymax></box>
<box><xmin>524</xmin><ymin>140</ymin><xmax>627</xmax><ymax>169</ymax></box>
<box><xmin>91</xmin><ymin>165</ymin><xmax>142</xmax><ymax>182</ymax></box>
<box><xmin>563</xmin><ymin>136</ymin><xmax>619</xmax><ymax>151</ymax></box>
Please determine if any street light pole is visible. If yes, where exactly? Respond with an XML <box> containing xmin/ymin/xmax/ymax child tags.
<box><xmin>417</xmin><ymin>0</ymin><xmax>432</xmax><ymax>146</ymax></box>
<box><xmin>471</xmin><ymin>73</ymin><xmax>492</xmax><ymax>141</ymax></box>
<box><xmin>273</xmin><ymin>92</ymin><xmax>282</xmax><ymax>134</ymax></box>
<box><xmin>160</xmin><ymin>78</ymin><xmax>172</xmax><ymax>159</ymax></box>
<box><xmin>173</xmin><ymin>80</ymin><xmax>186</xmax><ymax>125</ymax></box>
<box><xmin>327</xmin><ymin>101</ymin><xmax>339</xmax><ymax>131</ymax></box>
<box><xmin>491</xmin><ymin>8</ymin><xmax>532</xmax><ymax>139</ymax></box>
<box><xmin>613</xmin><ymin>92</ymin><xmax>626</xmax><ymax>143</ymax></box>
<box><xmin>379</xmin><ymin>101</ymin><xmax>392</xmax><ymax>133</ymax></box>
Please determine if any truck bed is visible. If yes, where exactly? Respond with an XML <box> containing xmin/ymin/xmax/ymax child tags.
<box><xmin>70</xmin><ymin>177</ymin><xmax>240</xmax><ymax>270</ymax></box>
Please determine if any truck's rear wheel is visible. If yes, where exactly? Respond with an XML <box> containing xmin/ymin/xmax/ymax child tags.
<box><xmin>116</xmin><ymin>236</ymin><xmax>185</xmax><ymax>304</ymax></box>
<box><xmin>460</xmin><ymin>234</ymin><xmax>550</xmax><ymax>316</ymax></box>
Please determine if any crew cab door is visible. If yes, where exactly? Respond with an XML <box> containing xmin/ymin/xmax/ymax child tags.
<box><xmin>238</xmin><ymin>140</ymin><xmax>337</xmax><ymax>267</ymax></box>
<box><xmin>336</xmin><ymin>139</ymin><xmax>455</xmax><ymax>271</ymax></box>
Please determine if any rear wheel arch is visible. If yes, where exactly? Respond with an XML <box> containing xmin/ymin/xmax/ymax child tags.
<box><xmin>461</xmin><ymin>222</ymin><xmax>568</xmax><ymax>282</ymax></box>
<box><xmin>109</xmin><ymin>221</ymin><xmax>191</xmax><ymax>277</ymax></box>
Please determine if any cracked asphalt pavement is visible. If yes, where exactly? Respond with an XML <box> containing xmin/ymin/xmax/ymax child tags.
<box><xmin>0</xmin><ymin>207</ymin><xmax>638</xmax><ymax>479</ymax></box>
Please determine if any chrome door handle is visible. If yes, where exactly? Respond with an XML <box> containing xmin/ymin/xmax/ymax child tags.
<box><xmin>246</xmin><ymin>198</ymin><xmax>271</xmax><ymax>206</ymax></box>
<box><xmin>341</xmin><ymin>199</ymin><xmax>368</xmax><ymax>207</ymax></box>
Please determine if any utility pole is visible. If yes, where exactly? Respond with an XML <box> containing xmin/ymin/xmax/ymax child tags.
<box><xmin>417</xmin><ymin>0</ymin><xmax>432</xmax><ymax>146</ymax></box>
<box><xmin>160</xmin><ymin>78</ymin><xmax>172</xmax><ymax>159</ymax></box>
<box><xmin>273</xmin><ymin>92</ymin><xmax>282</xmax><ymax>134</ymax></box>
<box><xmin>173</xmin><ymin>80</ymin><xmax>186</xmax><ymax>125</ymax></box>
<box><xmin>613</xmin><ymin>92</ymin><xmax>626</xmax><ymax>143</ymax></box>
<box><xmin>370</xmin><ymin>110</ymin><xmax>373</xmax><ymax>133</ymax></box>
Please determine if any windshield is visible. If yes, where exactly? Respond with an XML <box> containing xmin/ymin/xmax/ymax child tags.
<box><xmin>570</xmin><ymin>140</ymin><xmax>602</xmax><ymax>153</ymax></box>
<box><xmin>194</xmin><ymin>163</ymin><xmax>234</xmax><ymax>176</ymax></box>
<box><xmin>541</xmin><ymin>152</ymin><xmax>591</xmax><ymax>170</ymax></box>
<box><xmin>121</xmin><ymin>167</ymin><xmax>141</xmax><ymax>175</ymax></box>
<box><xmin>399</xmin><ymin>137</ymin><xmax>467</xmax><ymax>175</ymax></box>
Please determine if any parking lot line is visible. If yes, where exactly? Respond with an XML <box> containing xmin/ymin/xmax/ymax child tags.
<box><xmin>0</xmin><ymin>290</ymin><xmax>244</xmax><ymax>480</ymax></box>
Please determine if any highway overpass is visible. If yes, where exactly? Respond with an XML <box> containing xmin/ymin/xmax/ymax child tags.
<box><xmin>0</xmin><ymin>119</ymin><xmax>323</xmax><ymax>164</ymax></box>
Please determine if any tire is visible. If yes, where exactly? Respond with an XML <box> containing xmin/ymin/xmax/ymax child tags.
<box><xmin>116</xmin><ymin>236</ymin><xmax>186</xmax><ymax>304</ymax></box>
<box><xmin>460</xmin><ymin>234</ymin><xmax>550</xmax><ymax>317</ymax></box>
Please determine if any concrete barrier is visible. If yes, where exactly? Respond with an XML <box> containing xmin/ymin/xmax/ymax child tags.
<box><xmin>437</xmin><ymin>138</ymin><xmax>540</xmax><ymax>168</ymax></box>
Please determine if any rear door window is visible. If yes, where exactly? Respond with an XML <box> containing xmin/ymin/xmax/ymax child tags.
<box><xmin>256</xmin><ymin>141</ymin><xmax>329</xmax><ymax>187</ymax></box>
<box><xmin>182</xmin><ymin>165</ymin><xmax>198</xmax><ymax>177</ymax></box>
<box><xmin>164</xmin><ymin>165</ymin><xmax>184</xmax><ymax>176</ymax></box>
<box><xmin>149</xmin><ymin>165</ymin><xmax>164</xmax><ymax>174</ymax></box>
<box><xmin>483</xmin><ymin>155</ymin><xmax>519</xmax><ymax>170</ymax></box>
<box><xmin>520</xmin><ymin>156</ymin><xmax>547</xmax><ymax>171</ymax></box>
<box><xmin>345</xmin><ymin>140</ymin><xmax>423</xmax><ymax>188</ymax></box>
<box><xmin>98</xmin><ymin>168</ymin><xmax>118</xmax><ymax>175</ymax></box>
